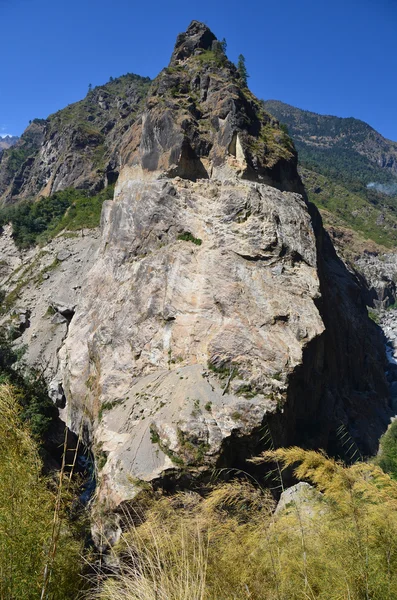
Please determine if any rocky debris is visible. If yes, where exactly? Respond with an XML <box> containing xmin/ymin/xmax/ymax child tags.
<box><xmin>49</xmin><ymin>380</ymin><xmax>67</xmax><ymax>409</ymax></box>
<box><xmin>377</xmin><ymin>308</ymin><xmax>397</xmax><ymax>410</ymax></box>
<box><xmin>56</xmin><ymin>24</ymin><xmax>390</xmax><ymax>508</ymax></box>
<box><xmin>275</xmin><ymin>482</ymin><xmax>321</xmax><ymax>517</ymax></box>
<box><xmin>0</xmin><ymin>224</ymin><xmax>23</xmax><ymax>275</ymax></box>
<box><xmin>50</xmin><ymin>300</ymin><xmax>76</xmax><ymax>320</ymax></box>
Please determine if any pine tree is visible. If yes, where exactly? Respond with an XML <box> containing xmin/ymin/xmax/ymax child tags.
<box><xmin>237</xmin><ymin>54</ymin><xmax>249</xmax><ymax>87</ymax></box>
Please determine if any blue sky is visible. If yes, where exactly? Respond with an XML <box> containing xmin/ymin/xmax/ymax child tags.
<box><xmin>1</xmin><ymin>0</ymin><xmax>396</xmax><ymax>140</ymax></box>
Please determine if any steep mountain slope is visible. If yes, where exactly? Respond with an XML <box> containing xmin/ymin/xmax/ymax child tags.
<box><xmin>263</xmin><ymin>100</ymin><xmax>397</xmax><ymax>182</ymax></box>
<box><xmin>0</xmin><ymin>74</ymin><xmax>151</xmax><ymax>205</ymax></box>
<box><xmin>263</xmin><ymin>100</ymin><xmax>397</xmax><ymax>250</ymax></box>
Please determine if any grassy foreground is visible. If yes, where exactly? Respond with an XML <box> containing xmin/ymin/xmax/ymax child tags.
<box><xmin>93</xmin><ymin>446</ymin><xmax>397</xmax><ymax>600</ymax></box>
<box><xmin>2</xmin><ymin>375</ymin><xmax>397</xmax><ymax>599</ymax></box>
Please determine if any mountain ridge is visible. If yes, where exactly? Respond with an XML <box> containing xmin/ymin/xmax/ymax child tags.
<box><xmin>263</xmin><ymin>99</ymin><xmax>397</xmax><ymax>251</ymax></box>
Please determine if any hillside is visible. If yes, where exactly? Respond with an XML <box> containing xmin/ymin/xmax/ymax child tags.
<box><xmin>0</xmin><ymin>74</ymin><xmax>151</xmax><ymax>205</ymax></box>
<box><xmin>263</xmin><ymin>100</ymin><xmax>397</xmax><ymax>250</ymax></box>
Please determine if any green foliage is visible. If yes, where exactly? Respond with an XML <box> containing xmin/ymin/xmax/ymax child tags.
<box><xmin>193</xmin><ymin>49</ymin><xmax>227</xmax><ymax>68</ymax></box>
<box><xmin>0</xmin><ymin>184</ymin><xmax>114</xmax><ymax>249</ymax></box>
<box><xmin>177</xmin><ymin>231</ymin><xmax>202</xmax><ymax>246</ymax></box>
<box><xmin>236</xmin><ymin>54</ymin><xmax>249</xmax><ymax>87</ymax></box>
<box><xmin>0</xmin><ymin>384</ymin><xmax>84</xmax><ymax>600</ymax></box>
<box><xmin>368</xmin><ymin>308</ymin><xmax>381</xmax><ymax>324</ymax></box>
<box><xmin>263</xmin><ymin>100</ymin><xmax>397</xmax><ymax>247</ymax></box>
<box><xmin>302</xmin><ymin>167</ymin><xmax>397</xmax><ymax>247</ymax></box>
<box><xmin>375</xmin><ymin>419</ymin><xmax>397</xmax><ymax>480</ymax></box>
<box><xmin>0</xmin><ymin>329</ymin><xmax>57</xmax><ymax>440</ymax></box>
<box><xmin>0</xmin><ymin>189</ymin><xmax>73</xmax><ymax>248</ymax></box>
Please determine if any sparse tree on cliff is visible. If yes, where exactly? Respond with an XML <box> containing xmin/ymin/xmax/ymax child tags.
<box><xmin>237</xmin><ymin>54</ymin><xmax>249</xmax><ymax>87</ymax></box>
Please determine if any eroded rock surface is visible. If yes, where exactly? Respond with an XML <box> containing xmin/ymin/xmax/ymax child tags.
<box><xmin>0</xmin><ymin>76</ymin><xmax>151</xmax><ymax>205</ymax></box>
<box><xmin>356</xmin><ymin>251</ymin><xmax>397</xmax><ymax>308</ymax></box>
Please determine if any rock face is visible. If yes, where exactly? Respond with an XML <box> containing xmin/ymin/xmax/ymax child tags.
<box><xmin>0</xmin><ymin>227</ymin><xmax>100</xmax><ymax>398</ymax></box>
<box><xmin>355</xmin><ymin>252</ymin><xmax>397</xmax><ymax>308</ymax></box>
<box><xmin>57</xmin><ymin>22</ymin><xmax>391</xmax><ymax>507</ymax></box>
<box><xmin>121</xmin><ymin>23</ymin><xmax>301</xmax><ymax>192</ymax></box>
<box><xmin>0</xmin><ymin>76</ymin><xmax>151</xmax><ymax>206</ymax></box>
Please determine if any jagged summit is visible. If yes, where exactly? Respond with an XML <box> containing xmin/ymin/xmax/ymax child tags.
<box><xmin>170</xmin><ymin>20</ymin><xmax>217</xmax><ymax>64</ymax></box>
<box><xmin>122</xmin><ymin>21</ymin><xmax>302</xmax><ymax>192</ymax></box>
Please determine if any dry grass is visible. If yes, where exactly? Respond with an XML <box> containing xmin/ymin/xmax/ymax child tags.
<box><xmin>90</xmin><ymin>449</ymin><xmax>397</xmax><ymax>600</ymax></box>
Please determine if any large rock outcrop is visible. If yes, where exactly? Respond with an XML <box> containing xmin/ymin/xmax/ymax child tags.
<box><xmin>58</xmin><ymin>22</ymin><xmax>391</xmax><ymax>507</ymax></box>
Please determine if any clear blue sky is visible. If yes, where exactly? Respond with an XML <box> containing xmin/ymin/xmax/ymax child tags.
<box><xmin>1</xmin><ymin>0</ymin><xmax>396</xmax><ymax>140</ymax></box>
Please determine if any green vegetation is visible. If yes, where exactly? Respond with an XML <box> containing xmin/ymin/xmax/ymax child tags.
<box><xmin>0</xmin><ymin>184</ymin><xmax>114</xmax><ymax>249</ymax></box>
<box><xmin>0</xmin><ymin>329</ymin><xmax>57</xmax><ymax>440</ymax></box>
<box><xmin>367</xmin><ymin>308</ymin><xmax>380</xmax><ymax>324</ymax></box>
<box><xmin>0</xmin><ymin>73</ymin><xmax>151</xmax><ymax>205</ymax></box>
<box><xmin>177</xmin><ymin>231</ymin><xmax>202</xmax><ymax>245</ymax></box>
<box><xmin>375</xmin><ymin>419</ymin><xmax>397</xmax><ymax>480</ymax></box>
<box><xmin>0</xmin><ymin>384</ymin><xmax>84</xmax><ymax>599</ymax></box>
<box><xmin>263</xmin><ymin>100</ymin><xmax>397</xmax><ymax>248</ymax></box>
<box><xmin>193</xmin><ymin>48</ymin><xmax>228</xmax><ymax>68</ymax></box>
<box><xmin>302</xmin><ymin>167</ymin><xmax>397</xmax><ymax>247</ymax></box>
<box><xmin>93</xmin><ymin>447</ymin><xmax>397</xmax><ymax>600</ymax></box>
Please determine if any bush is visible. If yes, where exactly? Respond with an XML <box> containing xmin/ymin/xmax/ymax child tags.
<box><xmin>375</xmin><ymin>419</ymin><xmax>397</xmax><ymax>480</ymax></box>
<box><xmin>0</xmin><ymin>329</ymin><xmax>57</xmax><ymax>440</ymax></box>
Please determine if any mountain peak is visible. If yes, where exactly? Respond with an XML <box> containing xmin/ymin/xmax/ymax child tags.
<box><xmin>119</xmin><ymin>25</ymin><xmax>301</xmax><ymax>192</ymax></box>
<box><xmin>170</xmin><ymin>20</ymin><xmax>217</xmax><ymax>65</ymax></box>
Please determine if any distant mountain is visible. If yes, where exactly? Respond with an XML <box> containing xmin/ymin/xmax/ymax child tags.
<box><xmin>0</xmin><ymin>135</ymin><xmax>19</xmax><ymax>151</ymax></box>
<box><xmin>263</xmin><ymin>100</ymin><xmax>397</xmax><ymax>251</ymax></box>
<box><xmin>263</xmin><ymin>100</ymin><xmax>397</xmax><ymax>184</ymax></box>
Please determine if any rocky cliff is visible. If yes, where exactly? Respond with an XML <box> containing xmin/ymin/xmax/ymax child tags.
<box><xmin>47</xmin><ymin>21</ymin><xmax>389</xmax><ymax>507</ymax></box>
<box><xmin>0</xmin><ymin>75</ymin><xmax>151</xmax><ymax>206</ymax></box>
